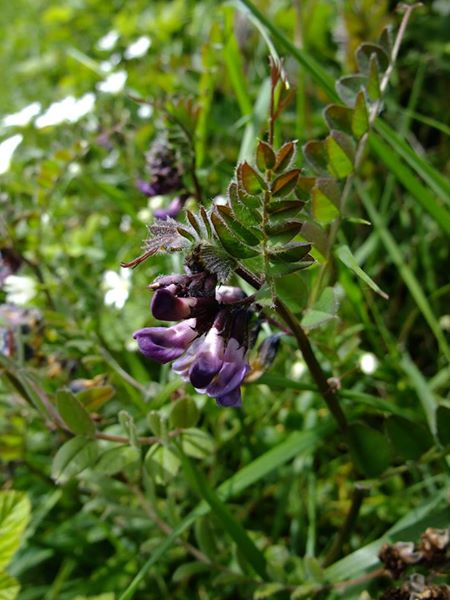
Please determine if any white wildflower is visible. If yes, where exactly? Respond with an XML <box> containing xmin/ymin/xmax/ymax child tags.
<box><xmin>102</xmin><ymin>268</ymin><xmax>131</xmax><ymax>309</ymax></box>
<box><xmin>4</xmin><ymin>275</ymin><xmax>37</xmax><ymax>305</ymax></box>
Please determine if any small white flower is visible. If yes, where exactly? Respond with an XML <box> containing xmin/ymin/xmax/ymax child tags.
<box><xmin>291</xmin><ymin>360</ymin><xmax>306</xmax><ymax>379</ymax></box>
<box><xmin>97</xmin><ymin>30</ymin><xmax>119</xmax><ymax>52</ymax></box>
<box><xmin>35</xmin><ymin>94</ymin><xmax>95</xmax><ymax>128</ymax></box>
<box><xmin>137</xmin><ymin>207</ymin><xmax>152</xmax><ymax>223</ymax></box>
<box><xmin>0</xmin><ymin>135</ymin><xmax>23</xmax><ymax>175</ymax></box>
<box><xmin>359</xmin><ymin>352</ymin><xmax>378</xmax><ymax>375</ymax></box>
<box><xmin>124</xmin><ymin>36</ymin><xmax>151</xmax><ymax>60</ymax></box>
<box><xmin>4</xmin><ymin>275</ymin><xmax>37</xmax><ymax>305</ymax></box>
<box><xmin>137</xmin><ymin>104</ymin><xmax>153</xmax><ymax>119</ymax></box>
<box><xmin>2</xmin><ymin>102</ymin><xmax>41</xmax><ymax>128</ymax></box>
<box><xmin>102</xmin><ymin>268</ymin><xmax>131</xmax><ymax>309</ymax></box>
<box><xmin>96</xmin><ymin>71</ymin><xmax>127</xmax><ymax>94</ymax></box>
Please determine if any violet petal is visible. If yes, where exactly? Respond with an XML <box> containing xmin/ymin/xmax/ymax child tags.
<box><xmin>215</xmin><ymin>387</ymin><xmax>243</xmax><ymax>408</ymax></box>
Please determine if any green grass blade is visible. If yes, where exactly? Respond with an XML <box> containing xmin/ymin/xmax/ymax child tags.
<box><xmin>179</xmin><ymin>451</ymin><xmax>269</xmax><ymax>580</ymax></box>
<box><xmin>368</xmin><ymin>134</ymin><xmax>450</xmax><ymax>235</ymax></box>
<box><xmin>403</xmin><ymin>109</ymin><xmax>450</xmax><ymax>137</ymax></box>
<box><xmin>376</xmin><ymin>119</ymin><xmax>450</xmax><ymax>207</ymax></box>
<box><xmin>223</xmin><ymin>9</ymin><xmax>253</xmax><ymax>116</ymax></box>
<box><xmin>400</xmin><ymin>354</ymin><xmax>437</xmax><ymax>437</ymax></box>
<box><xmin>357</xmin><ymin>182</ymin><xmax>450</xmax><ymax>362</ymax></box>
<box><xmin>234</xmin><ymin>0</ymin><xmax>337</xmax><ymax>99</ymax></box>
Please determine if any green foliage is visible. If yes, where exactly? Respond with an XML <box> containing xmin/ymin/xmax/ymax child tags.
<box><xmin>1</xmin><ymin>1</ymin><xmax>449</xmax><ymax>599</ymax></box>
<box><xmin>0</xmin><ymin>491</ymin><xmax>31</xmax><ymax>600</ymax></box>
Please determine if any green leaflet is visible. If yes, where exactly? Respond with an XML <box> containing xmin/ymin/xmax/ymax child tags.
<box><xmin>385</xmin><ymin>416</ymin><xmax>433</xmax><ymax>460</ymax></box>
<box><xmin>215</xmin><ymin>205</ymin><xmax>261</xmax><ymax>246</ymax></box>
<box><xmin>0</xmin><ymin>571</ymin><xmax>20</xmax><ymax>600</ymax></box>
<box><xmin>256</xmin><ymin>140</ymin><xmax>276</xmax><ymax>170</ymax></box>
<box><xmin>51</xmin><ymin>436</ymin><xmax>98</xmax><ymax>483</ymax></box>
<box><xmin>268</xmin><ymin>242</ymin><xmax>312</xmax><ymax>263</ymax></box>
<box><xmin>325</xmin><ymin>131</ymin><xmax>355</xmax><ymax>179</ymax></box>
<box><xmin>56</xmin><ymin>390</ymin><xmax>95</xmax><ymax>437</ymax></box>
<box><xmin>273</xmin><ymin>141</ymin><xmax>296</xmax><ymax>172</ymax></box>
<box><xmin>265</xmin><ymin>220</ymin><xmax>303</xmax><ymax>244</ymax></box>
<box><xmin>348</xmin><ymin>422</ymin><xmax>392</xmax><ymax>477</ymax></box>
<box><xmin>211</xmin><ymin>210</ymin><xmax>260</xmax><ymax>258</ymax></box>
<box><xmin>0</xmin><ymin>491</ymin><xmax>31</xmax><ymax>571</ymax></box>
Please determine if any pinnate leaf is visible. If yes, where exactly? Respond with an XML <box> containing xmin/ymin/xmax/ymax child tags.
<box><xmin>95</xmin><ymin>446</ymin><xmax>140</xmax><ymax>476</ymax></box>
<box><xmin>145</xmin><ymin>445</ymin><xmax>180</xmax><ymax>484</ymax></box>
<box><xmin>324</xmin><ymin>104</ymin><xmax>354</xmax><ymax>138</ymax></box>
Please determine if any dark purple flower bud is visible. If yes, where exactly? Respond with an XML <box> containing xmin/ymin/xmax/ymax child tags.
<box><xmin>151</xmin><ymin>288</ymin><xmax>192</xmax><ymax>321</ymax></box>
<box><xmin>138</xmin><ymin>137</ymin><xmax>184</xmax><ymax>198</ymax></box>
<box><xmin>151</xmin><ymin>288</ymin><xmax>219</xmax><ymax>323</ymax></box>
<box><xmin>133</xmin><ymin>318</ymin><xmax>198</xmax><ymax>364</ymax></box>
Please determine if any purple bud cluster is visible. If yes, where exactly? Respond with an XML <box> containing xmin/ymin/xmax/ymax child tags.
<box><xmin>137</xmin><ymin>137</ymin><xmax>186</xmax><ymax>220</ymax></box>
<box><xmin>133</xmin><ymin>272</ymin><xmax>252</xmax><ymax>407</ymax></box>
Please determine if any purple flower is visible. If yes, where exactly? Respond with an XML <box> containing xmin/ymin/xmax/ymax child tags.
<box><xmin>133</xmin><ymin>272</ymin><xmax>252</xmax><ymax>408</ymax></box>
<box><xmin>173</xmin><ymin>309</ymin><xmax>250</xmax><ymax>407</ymax></box>
<box><xmin>133</xmin><ymin>318</ymin><xmax>198</xmax><ymax>363</ymax></box>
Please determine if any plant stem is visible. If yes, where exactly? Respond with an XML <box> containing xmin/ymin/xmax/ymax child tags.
<box><xmin>236</xmin><ymin>266</ymin><xmax>349</xmax><ymax>434</ymax></box>
<box><xmin>274</xmin><ymin>298</ymin><xmax>348</xmax><ymax>433</ymax></box>
<box><xmin>323</xmin><ymin>484</ymin><xmax>368</xmax><ymax>566</ymax></box>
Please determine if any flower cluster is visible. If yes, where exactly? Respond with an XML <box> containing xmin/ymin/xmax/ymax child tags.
<box><xmin>137</xmin><ymin>136</ymin><xmax>187</xmax><ymax>220</ymax></box>
<box><xmin>133</xmin><ymin>271</ymin><xmax>253</xmax><ymax>407</ymax></box>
